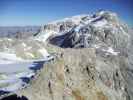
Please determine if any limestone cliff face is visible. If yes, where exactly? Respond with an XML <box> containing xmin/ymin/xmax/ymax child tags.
<box><xmin>18</xmin><ymin>47</ymin><xmax>129</xmax><ymax>100</ymax></box>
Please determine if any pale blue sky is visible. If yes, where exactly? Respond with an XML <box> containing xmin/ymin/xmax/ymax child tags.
<box><xmin>0</xmin><ymin>0</ymin><xmax>133</xmax><ymax>26</ymax></box>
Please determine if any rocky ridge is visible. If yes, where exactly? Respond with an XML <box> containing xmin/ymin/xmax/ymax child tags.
<box><xmin>17</xmin><ymin>46</ymin><xmax>129</xmax><ymax>100</ymax></box>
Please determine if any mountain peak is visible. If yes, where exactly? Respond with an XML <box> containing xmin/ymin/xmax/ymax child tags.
<box><xmin>35</xmin><ymin>11</ymin><xmax>129</xmax><ymax>51</ymax></box>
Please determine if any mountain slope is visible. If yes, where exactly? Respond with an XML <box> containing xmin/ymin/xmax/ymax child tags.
<box><xmin>33</xmin><ymin>10</ymin><xmax>133</xmax><ymax>100</ymax></box>
<box><xmin>0</xmin><ymin>10</ymin><xmax>133</xmax><ymax>100</ymax></box>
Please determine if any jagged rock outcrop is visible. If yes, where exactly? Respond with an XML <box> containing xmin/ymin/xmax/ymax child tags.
<box><xmin>18</xmin><ymin>47</ymin><xmax>129</xmax><ymax>100</ymax></box>
<box><xmin>48</xmin><ymin>11</ymin><xmax>129</xmax><ymax>53</ymax></box>
<box><xmin>35</xmin><ymin>15</ymin><xmax>87</xmax><ymax>41</ymax></box>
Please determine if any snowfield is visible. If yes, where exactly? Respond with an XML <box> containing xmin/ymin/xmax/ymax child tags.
<box><xmin>0</xmin><ymin>52</ymin><xmax>53</xmax><ymax>92</ymax></box>
<box><xmin>0</xmin><ymin>52</ymin><xmax>23</xmax><ymax>64</ymax></box>
<box><xmin>102</xmin><ymin>47</ymin><xmax>120</xmax><ymax>56</ymax></box>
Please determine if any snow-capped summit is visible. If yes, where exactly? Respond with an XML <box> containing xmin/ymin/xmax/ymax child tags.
<box><xmin>35</xmin><ymin>11</ymin><xmax>129</xmax><ymax>57</ymax></box>
<box><xmin>35</xmin><ymin>14</ymin><xmax>88</xmax><ymax>42</ymax></box>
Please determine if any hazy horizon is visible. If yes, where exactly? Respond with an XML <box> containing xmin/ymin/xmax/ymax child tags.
<box><xmin>0</xmin><ymin>0</ymin><xmax>133</xmax><ymax>26</ymax></box>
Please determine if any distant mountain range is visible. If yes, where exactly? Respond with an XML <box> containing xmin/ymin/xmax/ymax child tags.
<box><xmin>0</xmin><ymin>26</ymin><xmax>40</xmax><ymax>38</ymax></box>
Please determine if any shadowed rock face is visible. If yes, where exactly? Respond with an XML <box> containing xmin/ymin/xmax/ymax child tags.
<box><xmin>1</xmin><ymin>94</ymin><xmax>28</xmax><ymax>100</ymax></box>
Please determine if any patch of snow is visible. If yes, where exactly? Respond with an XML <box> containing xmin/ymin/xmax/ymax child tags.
<box><xmin>0</xmin><ymin>60</ymin><xmax>15</xmax><ymax>64</ymax></box>
<box><xmin>0</xmin><ymin>52</ymin><xmax>24</xmax><ymax>64</ymax></box>
<box><xmin>7</xmin><ymin>38</ymin><xmax>13</xmax><ymax>42</ymax></box>
<box><xmin>0</xmin><ymin>62</ymin><xmax>33</xmax><ymax>73</ymax></box>
<box><xmin>107</xmin><ymin>47</ymin><xmax>119</xmax><ymax>55</ymax></box>
<box><xmin>0</xmin><ymin>79</ymin><xmax>25</xmax><ymax>92</ymax></box>
<box><xmin>38</xmin><ymin>48</ymin><xmax>49</xmax><ymax>58</ymax></box>
<box><xmin>25</xmin><ymin>52</ymin><xmax>35</xmax><ymax>58</ymax></box>
<box><xmin>36</xmin><ymin>31</ymin><xmax>54</xmax><ymax>42</ymax></box>
<box><xmin>75</xmin><ymin>24</ymin><xmax>84</xmax><ymax>32</ymax></box>
<box><xmin>0</xmin><ymin>55</ymin><xmax>53</xmax><ymax>92</ymax></box>
<box><xmin>102</xmin><ymin>47</ymin><xmax>119</xmax><ymax>55</ymax></box>
<box><xmin>53</xmin><ymin>28</ymin><xmax>73</xmax><ymax>37</ymax></box>
<box><xmin>89</xmin><ymin>16</ymin><xmax>102</xmax><ymax>23</ymax></box>
<box><xmin>9</xmin><ymin>71</ymin><xmax>35</xmax><ymax>79</ymax></box>
<box><xmin>22</xmin><ymin>42</ymin><xmax>27</xmax><ymax>47</ymax></box>
<box><xmin>26</xmin><ymin>46</ymin><xmax>32</xmax><ymax>50</ymax></box>
<box><xmin>74</xmin><ymin>15</ymin><xmax>107</xmax><ymax>33</ymax></box>
<box><xmin>119</xmin><ymin>26</ymin><xmax>129</xmax><ymax>37</ymax></box>
<box><xmin>92</xmin><ymin>44</ymin><xmax>100</xmax><ymax>49</ymax></box>
<box><xmin>92</xmin><ymin>19</ymin><xmax>107</xmax><ymax>27</ymax></box>
<box><xmin>98</xmin><ymin>11</ymin><xmax>106</xmax><ymax>15</ymax></box>
<box><xmin>0</xmin><ymin>74</ymin><xmax>8</xmax><ymax>79</ymax></box>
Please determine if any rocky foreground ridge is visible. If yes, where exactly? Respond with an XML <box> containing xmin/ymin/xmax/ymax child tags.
<box><xmin>17</xmin><ymin>47</ymin><xmax>128</xmax><ymax>100</ymax></box>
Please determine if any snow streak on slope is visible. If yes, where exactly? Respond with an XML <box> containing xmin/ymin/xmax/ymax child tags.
<box><xmin>0</xmin><ymin>52</ymin><xmax>23</xmax><ymax>64</ymax></box>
